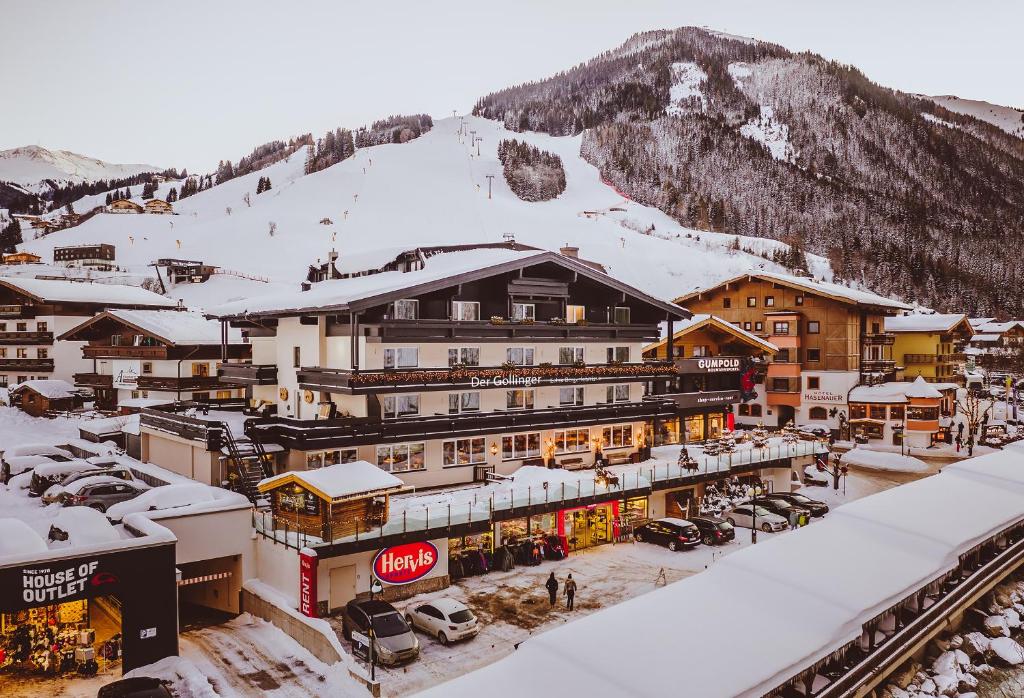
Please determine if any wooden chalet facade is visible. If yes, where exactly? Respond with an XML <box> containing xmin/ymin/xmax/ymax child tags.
<box><xmin>144</xmin><ymin>199</ymin><xmax>174</xmax><ymax>214</ymax></box>
<box><xmin>8</xmin><ymin>379</ymin><xmax>84</xmax><ymax>417</ymax></box>
<box><xmin>108</xmin><ymin>199</ymin><xmax>143</xmax><ymax>214</ymax></box>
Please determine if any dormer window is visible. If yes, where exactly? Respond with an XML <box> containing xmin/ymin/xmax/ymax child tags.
<box><xmin>452</xmin><ymin>301</ymin><xmax>480</xmax><ymax>321</ymax></box>
<box><xmin>393</xmin><ymin>299</ymin><xmax>419</xmax><ymax>320</ymax></box>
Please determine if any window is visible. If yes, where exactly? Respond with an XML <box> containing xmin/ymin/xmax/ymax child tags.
<box><xmin>850</xmin><ymin>404</ymin><xmax>867</xmax><ymax>420</ymax></box>
<box><xmin>601</xmin><ymin>424</ymin><xmax>633</xmax><ymax>448</ymax></box>
<box><xmin>772</xmin><ymin>321</ymin><xmax>790</xmax><ymax>335</ymax></box>
<box><xmin>192</xmin><ymin>362</ymin><xmax>210</xmax><ymax>377</ymax></box>
<box><xmin>306</xmin><ymin>448</ymin><xmax>358</xmax><ymax>469</ymax></box>
<box><xmin>566</xmin><ymin>305</ymin><xmax>585</xmax><ymax>323</ymax></box>
<box><xmin>807</xmin><ymin>376</ymin><xmax>820</xmax><ymax>390</ymax></box>
<box><xmin>807</xmin><ymin>321</ymin><xmax>820</xmax><ymax>334</ymax></box>
<box><xmin>377</xmin><ymin>443</ymin><xmax>426</xmax><ymax>472</ymax></box>
<box><xmin>448</xmin><ymin>391</ymin><xmax>480</xmax><ymax>413</ymax></box>
<box><xmin>771</xmin><ymin>377</ymin><xmax>792</xmax><ymax>392</ymax></box>
<box><xmin>36</xmin><ymin>322</ymin><xmax>47</xmax><ymax>332</ymax></box>
<box><xmin>775</xmin><ymin>349</ymin><xmax>791</xmax><ymax>363</ymax></box>
<box><xmin>765</xmin><ymin>296</ymin><xmax>775</xmax><ymax>307</ymax></box>
<box><xmin>448</xmin><ymin>347</ymin><xmax>480</xmax><ymax>367</ymax></box>
<box><xmin>743</xmin><ymin>322</ymin><xmax>752</xmax><ymax>330</ymax></box>
<box><xmin>554</xmin><ymin>428</ymin><xmax>590</xmax><ymax>453</ymax></box>
<box><xmin>871</xmin><ymin>322</ymin><xmax>880</xmax><ymax>334</ymax></box>
<box><xmin>807</xmin><ymin>348</ymin><xmax>821</xmax><ymax>363</ymax></box>
<box><xmin>613</xmin><ymin>307</ymin><xmax>631</xmax><ymax>324</ymax></box>
<box><xmin>216</xmin><ymin>390</ymin><xmax>232</xmax><ymax>400</ymax></box>
<box><xmin>606</xmin><ymin>384</ymin><xmax>630</xmax><ymax>403</ymax></box>
<box><xmin>383</xmin><ymin>394</ymin><xmax>420</xmax><ymax>418</ymax></box>
<box><xmin>869</xmin><ymin>404</ymin><xmax>887</xmax><ymax>420</ymax></box>
<box><xmin>142</xmin><ymin>362</ymin><xmax>153</xmax><ymax>374</ymax></box>
<box><xmin>0</xmin><ymin>323</ymin><xmax>5</xmax><ymax>331</ymax></box>
<box><xmin>559</xmin><ymin>386</ymin><xmax>584</xmax><ymax>406</ymax></box>
<box><xmin>36</xmin><ymin>348</ymin><xmax>47</xmax><ymax>359</ymax></box>
<box><xmin>0</xmin><ymin>348</ymin><xmax>5</xmax><ymax>358</ymax></box>
<box><xmin>384</xmin><ymin>347</ymin><xmax>418</xmax><ymax>368</ymax></box>
<box><xmin>755</xmin><ymin>321</ymin><xmax>763</xmax><ymax>332</ymax></box>
<box><xmin>0</xmin><ymin>376</ymin><xmax>6</xmax><ymax>387</ymax></box>
<box><xmin>809</xmin><ymin>406</ymin><xmax>828</xmax><ymax>420</ymax></box>
<box><xmin>16</xmin><ymin>348</ymin><xmax>28</xmax><ymax>358</ymax></box>
<box><xmin>506</xmin><ymin>347</ymin><xmax>535</xmax><ymax>365</ymax></box>
<box><xmin>692</xmin><ymin>345</ymin><xmax>709</xmax><ymax>357</ymax></box>
<box><xmin>746</xmin><ymin>297</ymin><xmax>757</xmax><ymax>307</ymax></box>
<box><xmin>16</xmin><ymin>322</ymin><xmax>27</xmax><ymax>332</ymax></box>
<box><xmin>506</xmin><ymin>389</ymin><xmax>535</xmax><ymax>410</ymax></box>
<box><xmin>890</xmin><ymin>405</ymin><xmax>905</xmax><ymax>420</ymax></box>
<box><xmin>559</xmin><ymin>347</ymin><xmax>584</xmax><ymax>364</ymax></box>
<box><xmin>442</xmin><ymin>437</ymin><xmax>487</xmax><ymax>466</ymax></box>
<box><xmin>722</xmin><ymin>298</ymin><xmax>732</xmax><ymax>309</ymax></box>
<box><xmin>795</xmin><ymin>295</ymin><xmax>804</xmax><ymax>306</ymax></box>
<box><xmin>750</xmin><ymin>404</ymin><xmax>763</xmax><ymax>417</ymax></box>
<box><xmin>501</xmin><ymin>432</ymin><xmax>541</xmax><ymax>459</ymax></box>
<box><xmin>394</xmin><ymin>299</ymin><xmax>419</xmax><ymax>320</ymax></box>
<box><xmin>606</xmin><ymin>346</ymin><xmax>630</xmax><ymax>363</ymax></box>
<box><xmin>451</xmin><ymin>301</ymin><xmax>480</xmax><ymax>321</ymax></box>
<box><xmin>512</xmin><ymin>303</ymin><xmax>535</xmax><ymax>321</ymax></box>
<box><xmin>738</xmin><ymin>404</ymin><xmax>750</xmax><ymax>416</ymax></box>
<box><xmin>292</xmin><ymin>346</ymin><xmax>301</xmax><ymax>368</ymax></box>
<box><xmin>907</xmin><ymin>406</ymin><xmax>939</xmax><ymax>421</ymax></box>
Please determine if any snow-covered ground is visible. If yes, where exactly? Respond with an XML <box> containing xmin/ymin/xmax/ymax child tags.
<box><xmin>0</xmin><ymin>146</ymin><xmax>162</xmax><ymax>190</ymax></box>
<box><xmin>0</xmin><ymin>406</ymin><xmax>82</xmax><ymax>453</ymax></box>
<box><xmin>924</xmin><ymin>95</ymin><xmax>1024</xmax><ymax>139</ymax></box>
<box><xmin>740</xmin><ymin>105</ymin><xmax>797</xmax><ymax>163</ymax></box>
<box><xmin>839</xmin><ymin>446</ymin><xmax>930</xmax><ymax>473</ymax></box>
<box><xmin>667</xmin><ymin>62</ymin><xmax>708</xmax><ymax>114</ymax></box>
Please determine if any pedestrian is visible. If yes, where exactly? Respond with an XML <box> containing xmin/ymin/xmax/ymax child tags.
<box><xmin>957</xmin><ymin>422</ymin><xmax>964</xmax><ymax>439</ymax></box>
<box><xmin>545</xmin><ymin>572</ymin><xmax>558</xmax><ymax>606</ymax></box>
<box><xmin>565</xmin><ymin>573</ymin><xmax>577</xmax><ymax>610</ymax></box>
<box><xmin>955</xmin><ymin>434</ymin><xmax>962</xmax><ymax>453</ymax></box>
<box><xmin>967</xmin><ymin>435</ymin><xmax>975</xmax><ymax>457</ymax></box>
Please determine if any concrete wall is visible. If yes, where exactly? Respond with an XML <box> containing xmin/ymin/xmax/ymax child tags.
<box><xmin>241</xmin><ymin>588</ymin><xmax>342</xmax><ymax>665</ymax></box>
<box><xmin>140</xmin><ymin>428</ymin><xmax>219</xmax><ymax>484</ymax></box>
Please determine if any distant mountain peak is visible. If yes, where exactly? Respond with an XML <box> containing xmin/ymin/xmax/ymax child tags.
<box><xmin>0</xmin><ymin>145</ymin><xmax>163</xmax><ymax>188</ymax></box>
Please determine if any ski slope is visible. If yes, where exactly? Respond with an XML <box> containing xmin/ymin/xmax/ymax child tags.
<box><xmin>925</xmin><ymin>95</ymin><xmax>1024</xmax><ymax>139</ymax></box>
<box><xmin>18</xmin><ymin>116</ymin><xmax>832</xmax><ymax>305</ymax></box>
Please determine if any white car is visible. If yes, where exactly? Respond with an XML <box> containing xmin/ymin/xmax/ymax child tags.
<box><xmin>405</xmin><ymin>598</ymin><xmax>480</xmax><ymax>645</ymax></box>
<box><xmin>725</xmin><ymin>504</ymin><xmax>788</xmax><ymax>533</ymax></box>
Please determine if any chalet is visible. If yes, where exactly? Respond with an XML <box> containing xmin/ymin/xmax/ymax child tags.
<box><xmin>0</xmin><ymin>277</ymin><xmax>175</xmax><ymax>389</ymax></box>
<box><xmin>886</xmin><ymin>313</ymin><xmax>972</xmax><ymax>384</ymax></box>
<box><xmin>53</xmin><ymin>243</ymin><xmax>116</xmax><ymax>271</ymax></box>
<box><xmin>8</xmin><ymin>379</ymin><xmax>84</xmax><ymax>417</ymax></box>
<box><xmin>151</xmin><ymin>259</ymin><xmax>219</xmax><ymax>289</ymax></box>
<box><xmin>967</xmin><ymin>320</ymin><xmax>1024</xmax><ymax>367</ymax></box>
<box><xmin>676</xmin><ymin>273</ymin><xmax>911</xmax><ymax>434</ymax></box>
<box><xmin>144</xmin><ymin>199</ymin><xmax>173</xmax><ymax>214</ymax></box>
<box><xmin>2</xmin><ymin>251</ymin><xmax>42</xmax><ymax>265</ymax></box>
<box><xmin>108</xmin><ymin>199</ymin><xmax>143</xmax><ymax>214</ymax></box>
<box><xmin>847</xmin><ymin>376</ymin><xmax>956</xmax><ymax>447</ymax></box>
<box><xmin>59</xmin><ymin>308</ymin><xmax>251</xmax><ymax>410</ymax></box>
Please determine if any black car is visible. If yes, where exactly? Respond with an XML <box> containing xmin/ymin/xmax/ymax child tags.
<box><xmin>756</xmin><ymin>496</ymin><xmax>813</xmax><ymax>521</ymax></box>
<box><xmin>633</xmin><ymin>518</ymin><xmax>702</xmax><ymax>551</ymax></box>
<box><xmin>763</xmin><ymin>492</ymin><xmax>829</xmax><ymax>517</ymax></box>
<box><xmin>97</xmin><ymin>677</ymin><xmax>172</xmax><ymax>698</ymax></box>
<box><xmin>688</xmin><ymin>515</ymin><xmax>736</xmax><ymax>546</ymax></box>
<box><xmin>341</xmin><ymin>599</ymin><xmax>419</xmax><ymax>665</ymax></box>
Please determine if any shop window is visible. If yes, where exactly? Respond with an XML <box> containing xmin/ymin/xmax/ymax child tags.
<box><xmin>448</xmin><ymin>347</ymin><xmax>480</xmax><ymax>367</ymax></box>
<box><xmin>555</xmin><ymin>427</ymin><xmax>590</xmax><ymax>453</ymax></box>
<box><xmin>807</xmin><ymin>376</ymin><xmax>820</xmax><ymax>390</ymax></box>
<box><xmin>443</xmin><ymin>437</ymin><xmax>486</xmax><ymax>466</ymax></box>
<box><xmin>613</xmin><ymin>307</ymin><xmax>631</xmax><ymax>324</ymax></box>
<box><xmin>722</xmin><ymin>297</ymin><xmax>732</xmax><ymax>309</ymax></box>
<box><xmin>506</xmin><ymin>347</ymin><xmax>535</xmax><ymax>365</ymax></box>
<box><xmin>747</xmin><ymin>297</ymin><xmax>757</xmax><ymax>307</ymax></box>
<box><xmin>606</xmin><ymin>384</ymin><xmax>630</xmax><ymax>403</ymax></box>
<box><xmin>559</xmin><ymin>386</ymin><xmax>584</xmax><ymax>406</ymax></box>
<box><xmin>808</xmin><ymin>406</ymin><xmax>828</xmax><ymax>420</ymax></box>
<box><xmin>306</xmin><ymin>448</ymin><xmax>357</xmax><ymax>468</ymax></box>
<box><xmin>750</xmin><ymin>404</ymin><xmax>763</xmax><ymax>417</ymax></box>
<box><xmin>807</xmin><ymin>348</ymin><xmax>821</xmax><ymax>363</ymax></box>
<box><xmin>502</xmin><ymin>432</ymin><xmax>541</xmax><ymax>459</ymax></box>
<box><xmin>606</xmin><ymin>346</ymin><xmax>630</xmax><ymax>363</ymax></box>
<box><xmin>452</xmin><ymin>301</ymin><xmax>480</xmax><ymax>321</ymax></box>
<box><xmin>907</xmin><ymin>406</ymin><xmax>939</xmax><ymax>421</ymax></box>
<box><xmin>765</xmin><ymin>296</ymin><xmax>775</xmax><ymax>307</ymax></box>
<box><xmin>393</xmin><ymin>299</ymin><xmax>419</xmax><ymax>320</ymax></box>
<box><xmin>685</xmin><ymin>415</ymin><xmax>705</xmax><ymax>441</ymax></box>
<box><xmin>807</xmin><ymin>321</ymin><xmax>820</xmax><ymax>334</ymax></box>
<box><xmin>601</xmin><ymin>424</ymin><xmax>633</xmax><ymax>448</ymax></box>
<box><xmin>512</xmin><ymin>303</ymin><xmax>536</xmax><ymax>321</ymax></box>
<box><xmin>376</xmin><ymin>442</ymin><xmax>425</xmax><ymax>472</ymax></box>
<box><xmin>850</xmin><ymin>404</ymin><xmax>867</xmax><ymax>419</ymax></box>
<box><xmin>566</xmin><ymin>305</ymin><xmax>586</xmax><ymax>323</ymax></box>
<box><xmin>448</xmin><ymin>391</ymin><xmax>480</xmax><ymax>413</ymax></box>
<box><xmin>869</xmin><ymin>404</ymin><xmax>887</xmax><ymax>420</ymax></box>
<box><xmin>890</xmin><ymin>405</ymin><xmax>905</xmax><ymax>420</ymax></box>
<box><xmin>142</xmin><ymin>362</ymin><xmax>153</xmax><ymax>374</ymax></box>
<box><xmin>559</xmin><ymin>346</ymin><xmax>585</xmax><ymax>364</ymax></box>
<box><xmin>383</xmin><ymin>394</ymin><xmax>419</xmax><ymax>418</ymax></box>
<box><xmin>506</xmin><ymin>389</ymin><xmax>535</xmax><ymax>410</ymax></box>
<box><xmin>384</xmin><ymin>347</ymin><xmax>418</xmax><ymax>369</ymax></box>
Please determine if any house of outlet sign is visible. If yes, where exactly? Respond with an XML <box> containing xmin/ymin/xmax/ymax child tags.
<box><xmin>21</xmin><ymin>560</ymin><xmax>107</xmax><ymax>604</ymax></box>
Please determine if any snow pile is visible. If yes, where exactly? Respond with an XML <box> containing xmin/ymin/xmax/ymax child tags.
<box><xmin>740</xmin><ymin>105</ymin><xmax>797</xmax><ymax>163</ymax></box>
<box><xmin>35</xmin><ymin>506</ymin><xmax>120</xmax><ymax>548</ymax></box>
<box><xmin>0</xmin><ymin>518</ymin><xmax>48</xmax><ymax>559</ymax></box>
<box><xmin>105</xmin><ymin>482</ymin><xmax>215</xmax><ymax>520</ymax></box>
<box><xmin>103</xmin><ymin>308</ymin><xmax>243</xmax><ymax>345</ymax></box>
<box><xmin>841</xmin><ymin>448</ymin><xmax>930</xmax><ymax>473</ymax></box>
<box><xmin>0</xmin><ymin>407</ymin><xmax>81</xmax><ymax>453</ymax></box>
<box><xmin>242</xmin><ymin>579</ymin><xmax>350</xmax><ymax>661</ymax></box>
<box><xmin>666</xmin><ymin>62</ymin><xmax>708</xmax><ymax>114</ymax></box>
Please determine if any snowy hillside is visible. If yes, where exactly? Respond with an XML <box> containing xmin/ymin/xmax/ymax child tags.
<box><xmin>0</xmin><ymin>145</ymin><xmax>162</xmax><ymax>189</ymax></box>
<box><xmin>924</xmin><ymin>95</ymin><xmax>1024</xmax><ymax>139</ymax></box>
<box><xmin>15</xmin><ymin>116</ymin><xmax>830</xmax><ymax>306</ymax></box>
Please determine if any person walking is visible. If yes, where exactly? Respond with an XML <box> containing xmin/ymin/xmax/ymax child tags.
<box><xmin>565</xmin><ymin>574</ymin><xmax>577</xmax><ymax>610</ymax></box>
<box><xmin>955</xmin><ymin>434</ymin><xmax>962</xmax><ymax>453</ymax></box>
<box><xmin>545</xmin><ymin>572</ymin><xmax>558</xmax><ymax>606</ymax></box>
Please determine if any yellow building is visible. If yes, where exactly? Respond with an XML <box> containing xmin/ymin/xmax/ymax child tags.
<box><xmin>886</xmin><ymin>314</ymin><xmax>972</xmax><ymax>384</ymax></box>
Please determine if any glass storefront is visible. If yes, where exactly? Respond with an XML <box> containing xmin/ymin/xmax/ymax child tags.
<box><xmin>1</xmin><ymin>597</ymin><xmax>121</xmax><ymax>677</ymax></box>
<box><xmin>564</xmin><ymin>504</ymin><xmax>614</xmax><ymax>550</ymax></box>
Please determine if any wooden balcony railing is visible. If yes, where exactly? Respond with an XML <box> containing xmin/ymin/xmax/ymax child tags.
<box><xmin>73</xmin><ymin>372</ymin><xmax>113</xmax><ymax>389</ymax></box>
<box><xmin>217</xmin><ymin>363</ymin><xmax>278</xmax><ymax>385</ymax></box>
<box><xmin>0</xmin><ymin>331</ymin><xmax>53</xmax><ymax>345</ymax></box>
<box><xmin>0</xmin><ymin>358</ymin><xmax>54</xmax><ymax>372</ymax></box>
<box><xmin>83</xmin><ymin>345</ymin><xmax>169</xmax><ymax>359</ymax></box>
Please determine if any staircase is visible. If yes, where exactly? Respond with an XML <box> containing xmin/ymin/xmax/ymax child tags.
<box><xmin>218</xmin><ymin>421</ymin><xmax>272</xmax><ymax>502</ymax></box>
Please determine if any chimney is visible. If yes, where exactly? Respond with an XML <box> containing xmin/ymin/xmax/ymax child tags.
<box><xmin>560</xmin><ymin>245</ymin><xmax>579</xmax><ymax>259</ymax></box>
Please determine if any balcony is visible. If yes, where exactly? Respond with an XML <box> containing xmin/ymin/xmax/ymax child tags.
<box><xmin>860</xmin><ymin>358</ymin><xmax>896</xmax><ymax>372</ymax></box>
<box><xmin>374</xmin><ymin>319</ymin><xmax>661</xmax><ymax>343</ymax></box>
<box><xmin>136</xmin><ymin>375</ymin><xmax>227</xmax><ymax>391</ymax></box>
<box><xmin>0</xmin><ymin>305</ymin><xmax>25</xmax><ymax>318</ymax></box>
<box><xmin>83</xmin><ymin>345</ymin><xmax>169</xmax><ymax>359</ymax></box>
<box><xmin>0</xmin><ymin>358</ymin><xmax>54</xmax><ymax>372</ymax></box>
<box><xmin>903</xmin><ymin>353</ymin><xmax>963</xmax><ymax>364</ymax></box>
<box><xmin>0</xmin><ymin>331</ymin><xmax>53</xmax><ymax>345</ymax></box>
<box><xmin>766</xmin><ymin>378</ymin><xmax>801</xmax><ymax>394</ymax></box>
<box><xmin>74</xmin><ymin>372</ymin><xmax>113</xmax><ymax>389</ymax></box>
<box><xmin>218</xmin><ymin>362</ymin><xmax>278</xmax><ymax>385</ymax></box>
<box><xmin>297</xmin><ymin>362</ymin><xmax>677</xmax><ymax>394</ymax></box>
<box><xmin>863</xmin><ymin>333</ymin><xmax>896</xmax><ymax>345</ymax></box>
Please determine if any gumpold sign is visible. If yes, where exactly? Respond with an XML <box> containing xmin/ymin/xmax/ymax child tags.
<box><xmin>676</xmin><ymin>357</ymin><xmax>743</xmax><ymax>374</ymax></box>
<box><xmin>373</xmin><ymin>541</ymin><xmax>438</xmax><ymax>585</ymax></box>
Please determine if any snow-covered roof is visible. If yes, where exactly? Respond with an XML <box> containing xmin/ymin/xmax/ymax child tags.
<box><xmin>677</xmin><ymin>272</ymin><xmax>911</xmax><ymax>311</ymax></box>
<box><xmin>973</xmin><ymin>320</ymin><xmax>1024</xmax><ymax>335</ymax></box>
<box><xmin>210</xmin><ymin>248</ymin><xmax>687</xmax><ymax>320</ymax></box>
<box><xmin>885</xmin><ymin>313</ymin><xmax>969</xmax><ymax>333</ymax></box>
<box><xmin>971</xmin><ymin>333</ymin><xmax>1000</xmax><ymax>342</ymax></box>
<box><xmin>904</xmin><ymin>375</ymin><xmax>943</xmax><ymax>399</ymax></box>
<box><xmin>970</xmin><ymin>317</ymin><xmax>995</xmax><ymax>327</ymax></box>
<box><xmin>644</xmin><ymin>313</ymin><xmax>778</xmax><ymax>355</ymax></box>
<box><xmin>849</xmin><ymin>379</ymin><xmax>954</xmax><ymax>403</ymax></box>
<box><xmin>258</xmin><ymin>461</ymin><xmax>404</xmax><ymax>501</ymax></box>
<box><xmin>0</xmin><ymin>276</ymin><xmax>175</xmax><ymax>307</ymax></box>
<box><xmin>10</xmin><ymin>379</ymin><xmax>77</xmax><ymax>399</ymax></box>
<box><xmin>420</xmin><ymin>448</ymin><xmax>1024</xmax><ymax>698</ymax></box>
<box><xmin>61</xmin><ymin>308</ymin><xmax>242</xmax><ymax>345</ymax></box>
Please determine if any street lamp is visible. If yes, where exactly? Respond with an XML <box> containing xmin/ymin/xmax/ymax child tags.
<box><xmin>368</xmin><ymin>576</ymin><xmax>383</xmax><ymax>682</ymax></box>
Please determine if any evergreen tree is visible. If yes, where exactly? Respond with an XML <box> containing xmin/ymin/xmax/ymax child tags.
<box><xmin>105</xmin><ymin>192</ymin><xmax>112</xmax><ymax>205</ymax></box>
<box><xmin>167</xmin><ymin>187</ymin><xmax>178</xmax><ymax>202</ymax></box>
<box><xmin>0</xmin><ymin>218</ymin><xmax>22</xmax><ymax>253</ymax></box>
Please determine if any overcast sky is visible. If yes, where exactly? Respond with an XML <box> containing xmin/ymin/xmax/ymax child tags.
<box><xmin>3</xmin><ymin>0</ymin><xmax>1021</xmax><ymax>173</ymax></box>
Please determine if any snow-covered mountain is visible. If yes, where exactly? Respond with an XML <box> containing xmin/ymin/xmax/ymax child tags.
<box><xmin>12</xmin><ymin>116</ymin><xmax>830</xmax><ymax>309</ymax></box>
<box><xmin>923</xmin><ymin>95</ymin><xmax>1024</xmax><ymax>139</ymax></box>
<box><xmin>0</xmin><ymin>145</ymin><xmax>163</xmax><ymax>190</ymax></box>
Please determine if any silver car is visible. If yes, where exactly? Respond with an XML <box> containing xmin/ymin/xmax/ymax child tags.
<box><xmin>726</xmin><ymin>504</ymin><xmax>788</xmax><ymax>533</ymax></box>
<box><xmin>57</xmin><ymin>476</ymin><xmax>147</xmax><ymax>513</ymax></box>
<box><xmin>42</xmin><ymin>466</ymin><xmax>135</xmax><ymax>504</ymax></box>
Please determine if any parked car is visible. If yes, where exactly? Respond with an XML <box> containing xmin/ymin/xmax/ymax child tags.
<box><xmin>2</xmin><ymin>451</ymin><xmax>74</xmax><ymax>483</ymax></box>
<box><xmin>688</xmin><ymin>515</ymin><xmax>736</xmax><ymax>546</ymax></box>
<box><xmin>756</xmin><ymin>496</ymin><xmax>813</xmax><ymax>521</ymax></box>
<box><xmin>405</xmin><ymin>598</ymin><xmax>479</xmax><ymax>645</ymax></box>
<box><xmin>763</xmin><ymin>492</ymin><xmax>829</xmax><ymax>517</ymax></box>
<box><xmin>97</xmin><ymin>676</ymin><xmax>172</xmax><ymax>698</ymax></box>
<box><xmin>633</xmin><ymin>517</ymin><xmax>702</xmax><ymax>551</ymax></box>
<box><xmin>106</xmin><ymin>483</ymin><xmax>215</xmax><ymax>522</ymax></box>
<box><xmin>803</xmin><ymin>464</ymin><xmax>829</xmax><ymax>487</ymax></box>
<box><xmin>795</xmin><ymin>424</ymin><xmax>830</xmax><ymax>438</ymax></box>
<box><xmin>725</xmin><ymin>505</ymin><xmax>788</xmax><ymax>533</ymax></box>
<box><xmin>28</xmin><ymin>461</ymin><xmax>99</xmax><ymax>497</ymax></box>
<box><xmin>42</xmin><ymin>466</ymin><xmax>135</xmax><ymax>504</ymax></box>
<box><xmin>53</xmin><ymin>476</ymin><xmax>147</xmax><ymax>512</ymax></box>
<box><xmin>341</xmin><ymin>599</ymin><xmax>419</xmax><ymax>665</ymax></box>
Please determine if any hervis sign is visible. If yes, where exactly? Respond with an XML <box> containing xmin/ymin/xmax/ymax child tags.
<box><xmin>373</xmin><ymin>541</ymin><xmax>438</xmax><ymax>585</ymax></box>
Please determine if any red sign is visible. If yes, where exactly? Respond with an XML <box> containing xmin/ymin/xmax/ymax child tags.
<box><xmin>299</xmin><ymin>550</ymin><xmax>318</xmax><ymax>618</ymax></box>
<box><xmin>373</xmin><ymin>542</ymin><xmax>438</xmax><ymax>585</ymax></box>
